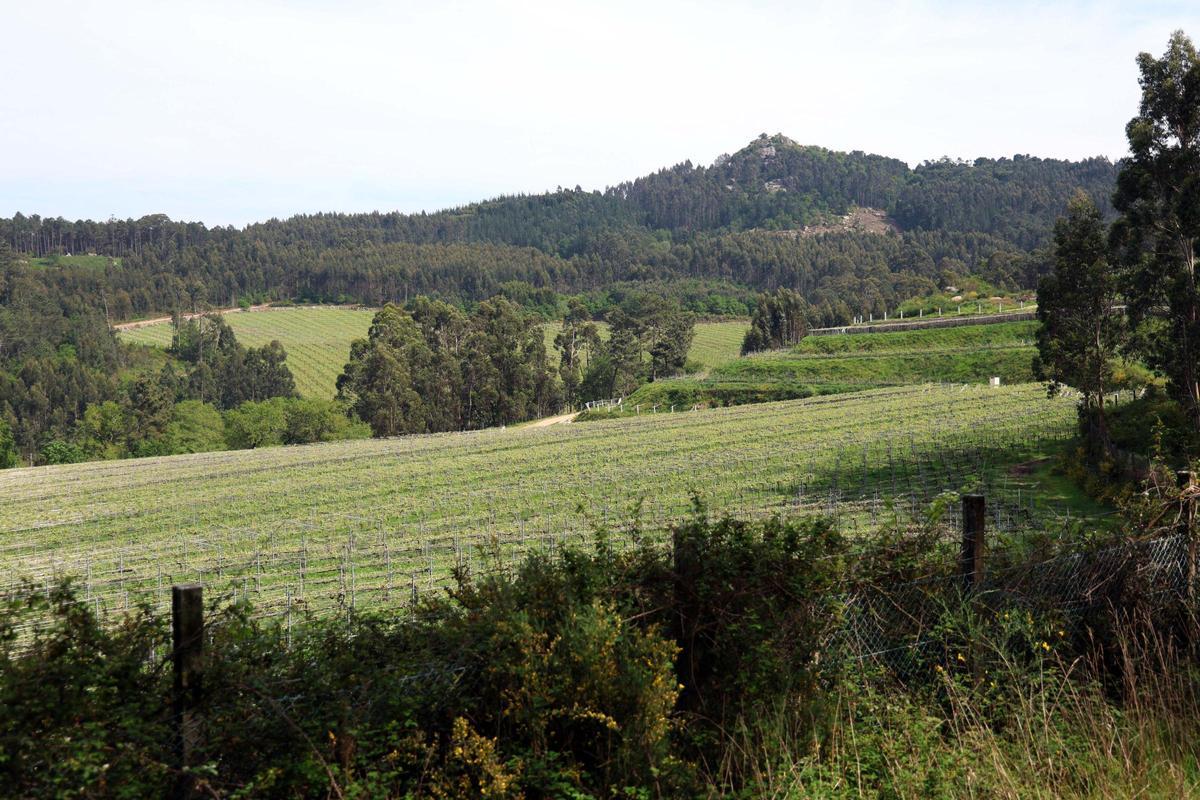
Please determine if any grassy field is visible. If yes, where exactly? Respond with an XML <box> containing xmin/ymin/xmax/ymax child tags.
<box><xmin>622</xmin><ymin>320</ymin><xmax>1037</xmax><ymax>408</ymax></box>
<box><xmin>687</xmin><ymin>320</ymin><xmax>750</xmax><ymax>369</ymax></box>
<box><xmin>543</xmin><ymin>319</ymin><xmax>747</xmax><ymax>371</ymax></box>
<box><xmin>123</xmin><ymin>309</ymin><xmax>750</xmax><ymax>398</ymax></box>
<box><xmin>0</xmin><ymin>383</ymin><xmax>1079</xmax><ymax>623</ymax></box>
<box><xmin>121</xmin><ymin>307</ymin><xmax>375</xmax><ymax>399</ymax></box>
<box><xmin>24</xmin><ymin>254</ymin><xmax>119</xmax><ymax>271</ymax></box>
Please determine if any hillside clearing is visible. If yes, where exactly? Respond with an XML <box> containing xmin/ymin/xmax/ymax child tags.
<box><xmin>119</xmin><ymin>306</ymin><xmax>375</xmax><ymax>399</ymax></box>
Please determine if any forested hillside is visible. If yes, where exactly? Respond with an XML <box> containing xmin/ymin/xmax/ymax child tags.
<box><xmin>0</xmin><ymin>134</ymin><xmax>1116</xmax><ymax>463</ymax></box>
<box><xmin>2</xmin><ymin>135</ymin><xmax>1116</xmax><ymax>322</ymax></box>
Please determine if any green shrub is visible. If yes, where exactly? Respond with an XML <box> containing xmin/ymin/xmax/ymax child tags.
<box><xmin>39</xmin><ymin>439</ymin><xmax>85</xmax><ymax>465</ymax></box>
<box><xmin>223</xmin><ymin>398</ymin><xmax>288</xmax><ymax>449</ymax></box>
<box><xmin>0</xmin><ymin>419</ymin><xmax>17</xmax><ymax>468</ymax></box>
<box><xmin>225</xmin><ymin>397</ymin><xmax>369</xmax><ymax>450</ymax></box>
<box><xmin>4</xmin><ymin>506</ymin><xmax>1196</xmax><ymax>797</ymax></box>
<box><xmin>162</xmin><ymin>400</ymin><xmax>227</xmax><ymax>454</ymax></box>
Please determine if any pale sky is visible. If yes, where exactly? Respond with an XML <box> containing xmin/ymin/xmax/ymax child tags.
<box><xmin>4</xmin><ymin>0</ymin><xmax>1198</xmax><ymax>227</ymax></box>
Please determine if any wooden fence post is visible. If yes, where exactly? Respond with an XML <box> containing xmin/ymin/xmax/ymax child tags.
<box><xmin>673</xmin><ymin>528</ymin><xmax>700</xmax><ymax>711</ymax></box>
<box><xmin>172</xmin><ymin>583</ymin><xmax>203</xmax><ymax>800</ymax></box>
<box><xmin>1178</xmin><ymin>471</ymin><xmax>1196</xmax><ymax>602</ymax></box>
<box><xmin>961</xmin><ymin>495</ymin><xmax>986</xmax><ymax>591</ymax></box>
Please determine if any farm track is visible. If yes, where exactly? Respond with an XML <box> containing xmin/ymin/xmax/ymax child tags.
<box><xmin>112</xmin><ymin>303</ymin><xmax>281</xmax><ymax>331</ymax></box>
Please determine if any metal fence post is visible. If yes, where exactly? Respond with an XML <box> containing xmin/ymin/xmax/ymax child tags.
<box><xmin>172</xmin><ymin>583</ymin><xmax>204</xmax><ymax>800</ymax></box>
<box><xmin>961</xmin><ymin>495</ymin><xmax>986</xmax><ymax>591</ymax></box>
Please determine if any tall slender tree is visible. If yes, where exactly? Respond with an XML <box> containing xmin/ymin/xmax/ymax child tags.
<box><xmin>1035</xmin><ymin>192</ymin><xmax>1124</xmax><ymax>449</ymax></box>
<box><xmin>1112</xmin><ymin>30</ymin><xmax>1200</xmax><ymax>430</ymax></box>
<box><xmin>555</xmin><ymin>299</ymin><xmax>600</xmax><ymax>409</ymax></box>
<box><xmin>742</xmin><ymin>288</ymin><xmax>809</xmax><ymax>354</ymax></box>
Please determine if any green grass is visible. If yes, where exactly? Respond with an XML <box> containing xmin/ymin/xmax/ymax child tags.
<box><xmin>122</xmin><ymin>310</ymin><xmax>748</xmax><ymax>399</ymax></box>
<box><xmin>25</xmin><ymin>254</ymin><xmax>119</xmax><ymax>271</ymax></box>
<box><xmin>0</xmin><ymin>383</ymin><xmax>1080</xmax><ymax>623</ymax></box>
<box><xmin>542</xmin><ymin>316</ymin><xmax>744</xmax><ymax>371</ymax></box>
<box><xmin>793</xmin><ymin>321</ymin><xmax>1037</xmax><ymax>355</ymax></box>
<box><xmin>687</xmin><ymin>320</ymin><xmax>750</xmax><ymax>369</ymax></box>
<box><xmin>543</xmin><ymin>319</ymin><xmax>746</xmax><ymax>369</ymax></box>
<box><xmin>621</xmin><ymin>321</ymin><xmax>1037</xmax><ymax>408</ymax></box>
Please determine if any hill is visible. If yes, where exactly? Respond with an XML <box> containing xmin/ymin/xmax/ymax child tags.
<box><xmin>0</xmin><ymin>134</ymin><xmax>1116</xmax><ymax>463</ymax></box>
<box><xmin>2</xmin><ymin>135</ymin><xmax>1118</xmax><ymax>328</ymax></box>
<box><xmin>615</xmin><ymin>320</ymin><xmax>1038</xmax><ymax>410</ymax></box>
<box><xmin>0</xmin><ymin>383</ymin><xmax>1076</xmax><ymax>621</ymax></box>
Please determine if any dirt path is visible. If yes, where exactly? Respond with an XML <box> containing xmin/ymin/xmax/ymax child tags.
<box><xmin>525</xmin><ymin>412</ymin><xmax>580</xmax><ymax>428</ymax></box>
<box><xmin>112</xmin><ymin>304</ymin><xmax>275</xmax><ymax>331</ymax></box>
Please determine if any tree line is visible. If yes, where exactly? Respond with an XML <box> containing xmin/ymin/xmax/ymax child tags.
<box><xmin>2</xmin><ymin>140</ymin><xmax>1115</xmax><ymax>259</ymax></box>
<box><xmin>336</xmin><ymin>294</ymin><xmax>696</xmax><ymax>436</ymax></box>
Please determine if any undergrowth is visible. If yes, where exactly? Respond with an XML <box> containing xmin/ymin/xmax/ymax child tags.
<box><xmin>1</xmin><ymin>500</ymin><xmax>1198</xmax><ymax>798</ymax></box>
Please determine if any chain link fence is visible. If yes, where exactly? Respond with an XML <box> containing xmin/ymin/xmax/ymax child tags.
<box><xmin>835</xmin><ymin>524</ymin><xmax>1192</xmax><ymax>668</ymax></box>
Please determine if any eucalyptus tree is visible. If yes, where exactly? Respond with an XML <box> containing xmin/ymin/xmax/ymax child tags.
<box><xmin>1112</xmin><ymin>30</ymin><xmax>1200</xmax><ymax>429</ymax></box>
<box><xmin>1035</xmin><ymin>193</ymin><xmax>1124</xmax><ymax>448</ymax></box>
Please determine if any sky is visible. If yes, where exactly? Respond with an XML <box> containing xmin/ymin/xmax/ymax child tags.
<box><xmin>4</xmin><ymin>0</ymin><xmax>1199</xmax><ymax>227</ymax></box>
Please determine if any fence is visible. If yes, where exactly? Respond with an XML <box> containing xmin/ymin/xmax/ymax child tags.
<box><xmin>156</xmin><ymin>485</ymin><xmax>1198</xmax><ymax>789</ymax></box>
<box><xmin>583</xmin><ymin>397</ymin><xmax>623</xmax><ymax>411</ymax></box>
<box><xmin>0</xmin><ymin>432</ymin><xmax>1082</xmax><ymax>641</ymax></box>
<box><xmin>837</xmin><ymin>484</ymin><xmax>1195</xmax><ymax>669</ymax></box>
<box><xmin>810</xmin><ymin>310</ymin><xmax>1037</xmax><ymax>337</ymax></box>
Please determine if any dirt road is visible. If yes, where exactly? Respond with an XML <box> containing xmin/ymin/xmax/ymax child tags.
<box><xmin>524</xmin><ymin>412</ymin><xmax>580</xmax><ymax>428</ymax></box>
<box><xmin>112</xmin><ymin>304</ymin><xmax>275</xmax><ymax>331</ymax></box>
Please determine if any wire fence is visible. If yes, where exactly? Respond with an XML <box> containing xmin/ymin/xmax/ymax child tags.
<box><xmin>0</xmin><ymin>427</ymin><xmax>1080</xmax><ymax>641</ymax></box>
<box><xmin>836</xmin><ymin>526</ymin><xmax>1191</xmax><ymax>669</ymax></box>
<box><xmin>155</xmin><ymin>496</ymin><xmax>1199</xmax><ymax>745</ymax></box>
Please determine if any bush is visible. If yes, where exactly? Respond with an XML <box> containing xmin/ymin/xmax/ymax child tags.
<box><xmin>0</xmin><ymin>419</ymin><xmax>17</xmax><ymax>468</ymax></box>
<box><xmin>162</xmin><ymin>400</ymin><xmax>227</xmax><ymax>454</ymax></box>
<box><xmin>281</xmin><ymin>398</ymin><xmax>368</xmax><ymax>445</ymax></box>
<box><xmin>223</xmin><ymin>398</ymin><xmax>288</xmax><ymax>449</ymax></box>
<box><xmin>0</xmin><ymin>510</ymin><xmax>851</xmax><ymax>796</ymax></box>
<box><xmin>0</xmin><ymin>587</ymin><xmax>172</xmax><ymax>795</ymax></box>
<box><xmin>39</xmin><ymin>439</ymin><xmax>85</xmax><ymax>465</ymax></box>
<box><xmin>225</xmin><ymin>397</ymin><xmax>369</xmax><ymax>450</ymax></box>
<box><xmin>4</xmin><ymin>507</ymin><xmax>1196</xmax><ymax>797</ymax></box>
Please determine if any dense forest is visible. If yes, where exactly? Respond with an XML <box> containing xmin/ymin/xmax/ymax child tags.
<box><xmin>0</xmin><ymin>133</ymin><xmax>1119</xmax><ymax>464</ymax></box>
<box><xmin>1</xmin><ymin>136</ymin><xmax>1117</xmax><ymax>320</ymax></box>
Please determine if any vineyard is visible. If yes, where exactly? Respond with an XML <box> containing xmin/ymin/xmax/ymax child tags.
<box><xmin>122</xmin><ymin>308</ymin><xmax>750</xmax><ymax>399</ymax></box>
<box><xmin>120</xmin><ymin>306</ymin><xmax>375</xmax><ymax>399</ymax></box>
<box><xmin>0</xmin><ymin>383</ymin><xmax>1084</xmax><ymax>631</ymax></box>
<box><xmin>624</xmin><ymin>320</ymin><xmax>1038</xmax><ymax>408</ymax></box>
<box><xmin>543</xmin><ymin>319</ymin><xmax>747</xmax><ymax>370</ymax></box>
